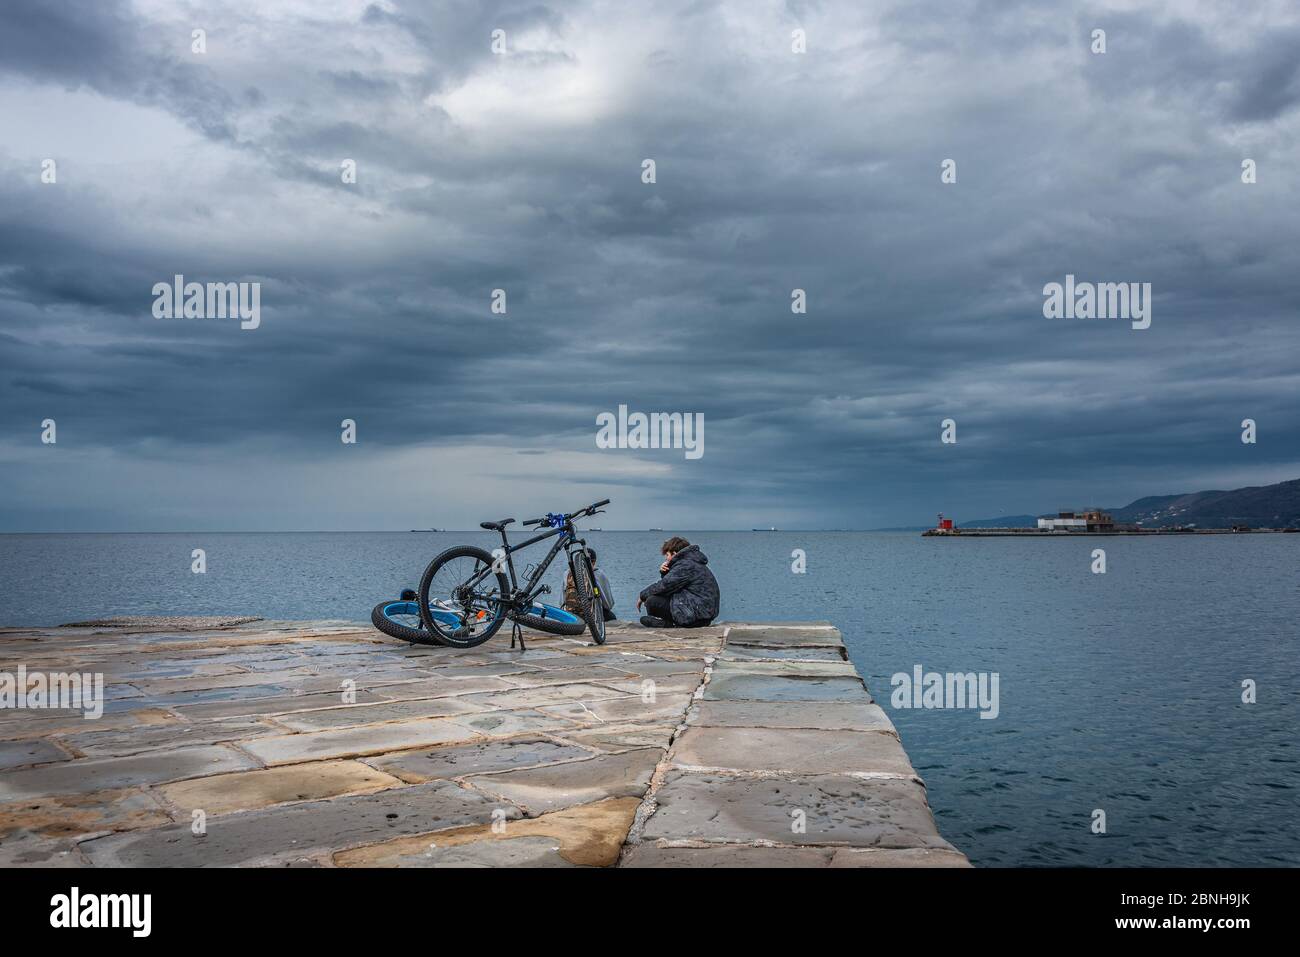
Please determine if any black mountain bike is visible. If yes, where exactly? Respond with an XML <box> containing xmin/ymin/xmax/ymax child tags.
<box><xmin>417</xmin><ymin>499</ymin><xmax>610</xmax><ymax>648</ymax></box>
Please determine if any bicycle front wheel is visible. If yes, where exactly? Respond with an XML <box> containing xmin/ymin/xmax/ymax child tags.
<box><xmin>570</xmin><ymin>550</ymin><xmax>606</xmax><ymax>645</ymax></box>
<box><xmin>417</xmin><ymin>545</ymin><xmax>508</xmax><ymax>648</ymax></box>
<box><xmin>511</xmin><ymin>602</ymin><xmax>586</xmax><ymax>636</ymax></box>
<box><xmin>371</xmin><ymin>600</ymin><xmax>443</xmax><ymax>645</ymax></box>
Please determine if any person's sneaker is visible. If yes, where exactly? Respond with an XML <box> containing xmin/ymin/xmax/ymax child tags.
<box><xmin>640</xmin><ymin>615</ymin><xmax>672</xmax><ymax>628</ymax></box>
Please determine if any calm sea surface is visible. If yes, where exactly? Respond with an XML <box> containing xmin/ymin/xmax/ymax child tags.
<box><xmin>1</xmin><ymin>530</ymin><xmax>1296</xmax><ymax>867</ymax></box>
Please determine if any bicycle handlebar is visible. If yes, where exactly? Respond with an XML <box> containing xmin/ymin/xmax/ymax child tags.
<box><xmin>522</xmin><ymin>499</ymin><xmax>611</xmax><ymax>527</ymax></box>
<box><xmin>569</xmin><ymin>498</ymin><xmax>610</xmax><ymax>519</ymax></box>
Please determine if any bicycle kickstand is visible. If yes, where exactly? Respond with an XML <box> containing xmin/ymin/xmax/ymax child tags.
<box><xmin>510</xmin><ymin>619</ymin><xmax>527</xmax><ymax>652</ymax></box>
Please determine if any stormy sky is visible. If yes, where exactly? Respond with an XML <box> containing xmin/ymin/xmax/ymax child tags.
<box><xmin>1</xmin><ymin>0</ymin><xmax>1298</xmax><ymax>531</ymax></box>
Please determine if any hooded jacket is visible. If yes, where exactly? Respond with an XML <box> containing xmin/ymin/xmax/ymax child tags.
<box><xmin>639</xmin><ymin>543</ymin><xmax>720</xmax><ymax>626</ymax></box>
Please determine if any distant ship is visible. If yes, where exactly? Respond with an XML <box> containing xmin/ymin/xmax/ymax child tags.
<box><xmin>752</xmin><ymin>526</ymin><xmax>778</xmax><ymax>531</ymax></box>
<box><xmin>409</xmin><ymin>528</ymin><xmax>442</xmax><ymax>532</ymax></box>
<box><xmin>649</xmin><ymin>527</ymin><xmax>664</xmax><ymax>531</ymax></box>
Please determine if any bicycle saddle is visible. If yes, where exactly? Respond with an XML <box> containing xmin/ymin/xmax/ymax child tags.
<box><xmin>480</xmin><ymin>518</ymin><xmax>515</xmax><ymax>531</ymax></box>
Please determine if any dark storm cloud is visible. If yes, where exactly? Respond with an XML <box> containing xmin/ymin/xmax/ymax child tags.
<box><xmin>1</xmin><ymin>0</ymin><xmax>1298</xmax><ymax>530</ymax></box>
<box><xmin>0</xmin><ymin>0</ymin><xmax>238</xmax><ymax>139</ymax></box>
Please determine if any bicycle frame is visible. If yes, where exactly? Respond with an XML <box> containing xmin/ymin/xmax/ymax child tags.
<box><xmin>474</xmin><ymin>521</ymin><xmax>588</xmax><ymax>608</ymax></box>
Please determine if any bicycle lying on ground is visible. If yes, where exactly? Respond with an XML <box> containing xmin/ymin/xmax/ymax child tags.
<box><xmin>414</xmin><ymin>499</ymin><xmax>610</xmax><ymax>649</ymax></box>
<box><xmin>370</xmin><ymin>591</ymin><xmax>585</xmax><ymax>645</ymax></box>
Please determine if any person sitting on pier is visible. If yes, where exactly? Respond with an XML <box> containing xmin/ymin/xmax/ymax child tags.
<box><xmin>637</xmin><ymin>536</ymin><xmax>719</xmax><ymax>628</ymax></box>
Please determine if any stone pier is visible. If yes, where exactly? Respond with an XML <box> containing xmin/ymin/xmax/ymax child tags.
<box><xmin>0</xmin><ymin>617</ymin><xmax>968</xmax><ymax>867</ymax></box>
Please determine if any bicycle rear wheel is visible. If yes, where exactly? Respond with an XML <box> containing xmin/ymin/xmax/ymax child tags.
<box><xmin>417</xmin><ymin>545</ymin><xmax>509</xmax><ymax>648</ymax></box>
<box><xmin>570</xmin><ymin>550</ymin><xmax>606</xmax><ymax>645</ymax></box>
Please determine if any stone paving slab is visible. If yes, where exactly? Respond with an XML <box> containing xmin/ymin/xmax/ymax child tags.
<box><xmin>725</xmin><ymin>626</ymin><xmax>845</xmax><ymax>648</ymax></box>
<box><xmin>456</xmin><ymin>683</ymin><xmax>634</xmax><ymax>711</ymax></box>
<box><xmin>687</xmin><ymin>700</ymin><xmax>897</xmax><ymax>733</ymax></box>
<box><xmin>551</xmin><ymin>721</ymin><xmax>681</xmax><ymax>753</ymax></box>
<box><xmin>0</xmin><ymin>738</ymin><xmax>71</xmax><ymax>770</ymax></box>
<box><xmin>445</xmin><ymin>708</ymin><xmax>581</xmax><ymax>738</ymax></box>
<box><xmin>60</xmin><ymin>717</ymin><xmax>276</xmax><ymax>758</ymax></box>
<box><xmin>239</xmin><ymin>717</ymin><xmax>482</xmax><ymax>766</ymax></box>
<box><xmin>0</xmin><ymin>708</ymin><xmax>178</xmax><ymax>742</ymax></box>
<box><xmin>710</xmin><ymin>659</ymin><xmax>862</xmax><ymax>678</ymax></box>
<box><xmin>598</xmin><ymin>675</ymin><xmax>703</xmax><ymax>699</ymax></box>
<box><xmin>363</xmin><ymin>737</ymin><xmax>593</xmax><ymax>783</ymax></box>
<box><xmin>640</xmin><ymin>771</ymin><xmax>956</xmax><ymax>849</ymax></box>
<box><xmin>669</xmin><ymin>726</ymin><xmax>918</xmax><ymax>777</ymax></box>
<box><xmin>621</xmin><ymin>844</ymin><xmax>835</xmax><ymax>867</ymax></box>
<box><xmin>270</xmin><ymin>696</ymin><xmax>487</xmax><ymax>732</ymax></box>
<box><xmin>536</xmin><ymin>692</ymin><xmax>694</xmax><ymax>724</ymax></box>
<box><xmin>828</xmin><ymin>847</ymin><xmax>973</xmax><ymax>867</ymax></box>
<box><xmin>80</xmin><ymin>780</ymin><xmax>517</xmax><ymax>867</ymax></box>
<box><xmin>171</xmin><ymin>688</ymin><xmax>388</xmax><ymax>720</ymax></box>
<box><xmin>0</xmin><ymin>787</ymin><xmax>170</xmax><ymax>851</ymax></box>
<box><xmin>703</xmin><ymin>672</ymin><xmax>871</xmax><ymax>702</ymax></box>
<box><xmin>721</xmin><ymin>645</ymin><xmax>847</xmax><ymax>662</ymax></box>
<box><xmin>464</xmin><ymin>748</ymin><xmax>663</xmax><ymax>816</ymax></box>
<box><xmin>621</xmin><ymin>844</ymin><xmax>971</xmax><ymax>867</ymax></box>
<box><xmin>159</xmin><ymin>760</ymin><xmax>402</xmax><ymax>815</ymax></box>
<box><xmin>496</xmin><ymin>665</ymin><xmax>639</xmax><ymax>688</ymax></box>
<box><xmin>0</xmin><ymin>745</ymin><xmax>256</xmax><ymax>800</ymax></box>
<box><xmin>0</xmin><ymin>617</ymin><xmax>966</xmax><ymax>867</ymax></box>
<box><xmin>367</xmin><ymin>675</ymin><xmax>519</xmax><ymax>701</ymax></box>
<box><xmin>334</xmin><ymin>797</ymin><xmax>640</xmax><ymax>868</ymax></box>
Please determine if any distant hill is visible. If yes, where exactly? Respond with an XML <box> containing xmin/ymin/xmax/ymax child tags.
<box><xmin>959</xmin><ymin>478</ymin><xmax>1300</xmax><ymax>529</ymax></box>
<box><xmin>1111</xmin><ymin>479</ymin><xmax>1300</xmax><ymax>528</ymax></box>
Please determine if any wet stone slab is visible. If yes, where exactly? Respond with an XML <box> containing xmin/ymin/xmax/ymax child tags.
<box><xmin>720</xmin><ymin>645</ymin><xmax>847</xmax><ymax>662</ymax></box>
<box><xmin>367</xmin><ymin>676</ymin><xmax>518</xmax><ymax>701</ymax></box>
<box><xmin>641</xmin><ymin>771</ymin><xmax>954</xmax><ymax>849</ymax></box>
<box><xmin>709</xmin><ymin>659</ymin><xmax>861</xmax><ymax>678</ymax></box>
<box><xmin>238</xmin><ymin>717</ymin><xmax>482</xmax><ymax>766</ymax></box>
<box><xmin>687</xmin><ymin>700</ymin><xmax>897</xmax><ymax>733</ymax></box>
<box><xmin>552</xmin><ymin>722</ymin><xmax>681</xmax><ymax>753</ymax></box>
<box><xmin>465</xmin><ymin>748</ymin><xmax>663</xmax><ymax>816</ymax></box>
<box><xmin>456</xmin><ymin>683</ymin><xmax>634</xmax><ymax>711</ymax></box>
<box><xmin>364</xmin><ymin>737</ymin><xmax>593</xmax><ymax>783</ymax></box>
<box><xmin>59</xmin><ymin>717</ymin><xmax>275</xmax><ymax>758</ymax></box>
<box><xmin>80</xmin><ymin>779</ymin><xmax>518</xmax><ymax>867</ymax></box>
<box><xmin>170</xmin><ymin>688</ymin><xmax>388</xmax><ymax>720</ymax></box>
<box><xmin>621</xmin><ymin>844</ymin><xmax>835</xmax><ymax>867</ymax></box>
<box><xmin>0</xmin><ymin>738</ymin><xmax>70</xmax><ymax>770</ymax></box>
<box><xmin>0</xmin><ymin>745</ymin><xmax>256</xmax><ymax>800</ymax></box>
<box><xmin>159</xmin><ymin>760</ymin><xmax>402</xmax><ymax>815</ymax></box>
<box><xmin>334</xmin><ymin>797</ymin><xmax>641</xmax><ymax>868</ymax></box>
<box><xmin>0</xmin><ymin>618</ymin><xmax>964</xmax><ymax>868</ymax></box>
<box><xmin>703</xmin><ymin>673</ymin><xmax>870</xmax><ymax>703</ymax></box>
<box><xmin>270</xmin><ymin>696</ymin><xmax>487</xmax><ymax>732</ymax></box>
<box><xmin>724</xmin><ymin>627</ymin><xmax>845</xmax><ymax>648</ymax></box>
<box><xmin>0</xmin><ymin>787</ymin><xmax>171</xmax><ymax>847</ymax></box>
<box><xmin>537</xmin><ymin>692</ymin><xmax>695</xmax><ymax>725</ymax></box>
<box><xmin>445</xmin><ymin>708</ymin><xmax>580</xmax><ymax>738</ymax></box>
<box><xmin>669</xmin><ymin>726</ymin><xmax>917</xmax><ymax>778</ymax></box>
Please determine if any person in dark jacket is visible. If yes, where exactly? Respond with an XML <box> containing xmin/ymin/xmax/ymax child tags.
<box><xmin>637</xmin><ymin>536</ymin><xmax>720</xmax><ymax>628</ymax></box>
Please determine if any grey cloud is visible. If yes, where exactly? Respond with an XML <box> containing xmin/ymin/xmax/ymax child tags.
<box><xmin>0</xmin><ymin>0</ymin><xmax>1297</xmax><ymax>530</ymax></box>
